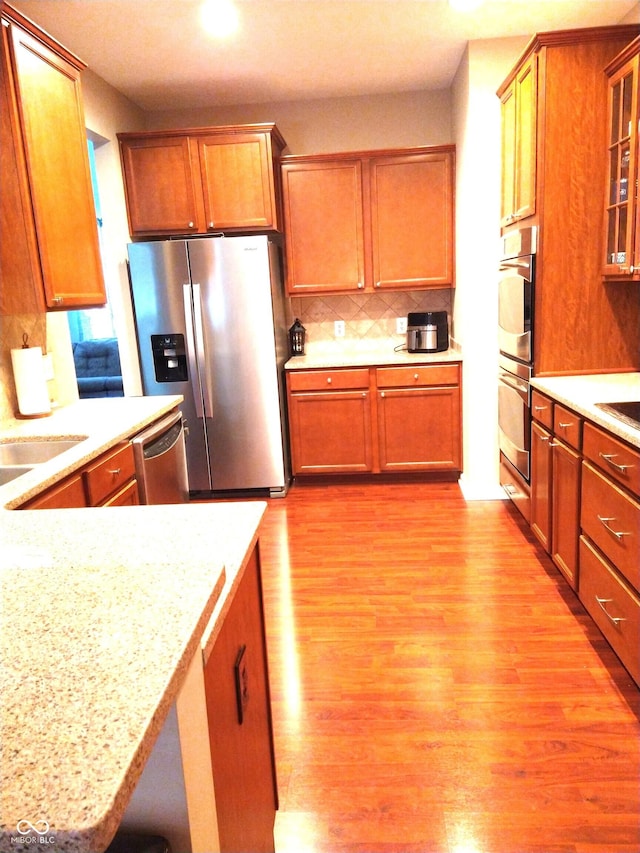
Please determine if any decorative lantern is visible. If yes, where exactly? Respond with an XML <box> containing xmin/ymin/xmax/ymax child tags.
<box><xmin>288</xmin><ymin>318</ymin><xmax>306</xmax><ymax>356</ymax></box>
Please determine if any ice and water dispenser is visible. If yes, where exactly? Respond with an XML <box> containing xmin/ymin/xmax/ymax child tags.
<box><xmin>150</xmin><ymin>335</ymin><xmax>188</xmax><ymax>383</ymax></box>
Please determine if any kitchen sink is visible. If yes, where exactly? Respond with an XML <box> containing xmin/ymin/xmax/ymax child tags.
<box><xmin>595</xmin><ymin>401</ymin><xmax>640</xmax><ymax>430</ymax></box>
<box><xmin>0</xmin><ymin>466</ymin><xmax>35</xmax><ymax>486</ymax></box>
<box><xmin>0</xmin><ymin>439</ymin><xmax>83</xmax><ymax>466</ymax></box>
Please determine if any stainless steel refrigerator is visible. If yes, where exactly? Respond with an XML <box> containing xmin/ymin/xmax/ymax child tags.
<box><xmin>128</xmin><ymin>235</ymin><xmax>290</xmax><ymax>496</ymax></box>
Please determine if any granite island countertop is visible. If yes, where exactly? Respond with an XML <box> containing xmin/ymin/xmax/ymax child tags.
<box><xmin>531</xmin><ymin>372</ymin><xmax>640</xmax><ymax>449</ymax></box>
<box><xmin>0</xmin><ymin>397</ymin><xmax>269</xmax><ymax>853</ymax></box>
<box><xmin>0</xmin><ymin>396</ymin><xmax>185</xmax><ymax>509</ymax></box>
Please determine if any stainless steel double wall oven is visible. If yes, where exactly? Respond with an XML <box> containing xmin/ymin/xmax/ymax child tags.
<box><xmin>498</xmin><ymin>226</ymin><xmax>536</xmax><ymax>485</ymax></box>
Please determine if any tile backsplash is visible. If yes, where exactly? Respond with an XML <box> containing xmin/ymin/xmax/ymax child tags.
<box><xmin>289</xmin><ymin>289</ymin><xmax>452</xmax><ymax>354</ymax></box>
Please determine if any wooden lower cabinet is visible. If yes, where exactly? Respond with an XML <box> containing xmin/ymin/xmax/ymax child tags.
<box><xmin>288</xmin><ymin>390</ymin><xmax>373</xmax><ymax>474</ymax></box>
<box><xmin>550</xmin><ymin>439</ymin><xmax>581</xmax><ymax>589</ymax></box>
<box><xmin>286</xmin><ymin>362</ymin><xmax>462</xmax><ymax>477</ymax></box>
<box><xmin>24</xmin><ymin>472</ymin><xmax>87</xmax><ymax>509</ymax></box>
<box><xmin>530</xmin><ymin>420</ymin><xmax>552</xmax><ymax>550</ymax></box>
<box><xmin>203</xmin><ymin>547</ymin><xmax>277</xmax><ymax>853</ymax></box>
<box><xmin>20</xmin><ymin>442</ymin><xmax>139</xmax><ymax>508</ymax></box>
<box><xmin>529</xmin><ymin>392</ymin><xmax>581</xmax><ymax>590</ymax></box>
<box><xmin>377</xmin><ymin>386</ymin><xmax>460</xmax><ymax>471</ymax></box>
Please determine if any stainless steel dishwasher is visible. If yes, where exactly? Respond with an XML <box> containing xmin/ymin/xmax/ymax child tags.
<box><xmin>131</xmin><ymin>409</ymin><xmax>189</xmax><ymax>504</ymax></box>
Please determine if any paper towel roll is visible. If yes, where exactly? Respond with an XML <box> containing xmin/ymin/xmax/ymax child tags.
<box><xmin>11</xmin><ymin>346</ymin><xmax>51</xmax><ymax>417</ymax></box>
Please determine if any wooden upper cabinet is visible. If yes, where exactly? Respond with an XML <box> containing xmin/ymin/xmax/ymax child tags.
<box><xmin>118</xmin><ymin>135</ymin><xmax>204</xmax><ymax>236</ymax></box>
<box><xmin>281</xmin><ymin>145</ymin><xmax>455</xmax><ymax>296</ymax></box>
<box><xmin>370</xmin><ymin>151</ymin><xmax>454</xmax><ymax>289</ymax></box>
<box><xmin>0</xmin><ymin>4</ymin><xmax>106</xmax><ymax>312</ymax></box>
<box><xmin>118</xmin><ymin>124</ymin><xmax>286</xmax><ymax>237</ymax></box>
<box><xmin>281</xmin><ymin>158</ymin><xmax>365</xmax><ymax>293</ymax></box>
<box><xmin>198</xmin><ymin>131</ymin><xmax>279</xmax><ymax>231</ymax></box>
<box><xmin>499</xmin><ymin>55</ymin><xmax>537</xmax><ymax>228</ymax></box>
<box><xmin>603</xmin><ymin>38</ymin><xmax>640</xmax><ymax>281</ymax></box>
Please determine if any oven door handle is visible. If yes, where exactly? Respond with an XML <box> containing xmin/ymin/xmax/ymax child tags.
<box><xmin>498</xmin><ymin>371</ymin><xmax>529</xmax><ymax>400</ymax></box>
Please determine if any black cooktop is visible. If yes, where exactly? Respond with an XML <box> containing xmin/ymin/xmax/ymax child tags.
<box><xmin>595</xmin><ymin>401</ymin><xmax>640</xmax><ymax>429</ymax></box>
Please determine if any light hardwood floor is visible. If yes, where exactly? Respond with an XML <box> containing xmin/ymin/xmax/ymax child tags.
<box><xmin>256</xmin><ymin>480</ymin><xmax>640</xmax><ymax>853</ymax></box>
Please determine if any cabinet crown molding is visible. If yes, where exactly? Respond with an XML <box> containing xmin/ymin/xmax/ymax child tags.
<box><xmin>1</xmin><ymin>1</ymin><xmax>86</xmax><ymax>70</ymax></box>
<box><xmin>497</xmin><ymin>23</ymin><xmax>640</xmax><ymax>97</ymax></box>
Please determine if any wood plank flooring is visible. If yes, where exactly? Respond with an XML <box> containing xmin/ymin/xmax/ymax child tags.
<box><xmin>256</xmin><ymin>481</ymin><xmax>640</xmax><ymax>853</ymax></box>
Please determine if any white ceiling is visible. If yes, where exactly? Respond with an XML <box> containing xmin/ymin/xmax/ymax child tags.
<box><xmin>9</xmin><ymin>0</ymin><xmax>640</xmax><ymax>111</ymax></box>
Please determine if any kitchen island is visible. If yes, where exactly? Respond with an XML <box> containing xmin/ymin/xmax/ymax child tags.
<box><xmin>0</xmin><ymin>398</ymin><xmax>271</xmax><ymax>853</ymax></box>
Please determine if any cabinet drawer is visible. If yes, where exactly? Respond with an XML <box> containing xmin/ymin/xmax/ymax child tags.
<box><xmin>553</xmin><ymin>404</ymin><xmax>581</xmax><ymax>450</ymax></box>
<box><xmin>531</xmin><ymin>390</ymin><xmax>553</xmax><ymax>429</ymax></box>
<box><xmin>583</xmin><ymin>421</ymin><xmax>640</xmax><ymax>496</ymax></box>
<box><xmin>581</xmin><ymin>461</ymin><xmax>640</xmax><ymax>592</ymax></box>
<box><xmin>579</xmin><ymin>536</ymin><xmax>639</xmax><ymax>686</ymax></box>
<box><xmin>83</xmin><ymin>442</ymin><xmax>136</xmax><ymax>506</ymax></box>
<box><xmin>288</xmin><ymin>368</ymin><xmax>370</xmax><ymax>392</ymax></box>
<box><xmin>376</xmin><ymin>363</ymin><xmax>459</xmax><ymax>388</ymax></box>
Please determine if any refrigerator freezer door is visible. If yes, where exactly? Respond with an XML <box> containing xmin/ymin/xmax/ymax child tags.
<box><xmin>128</xmin><ymin>241</ymin><xmax>213</xmax><ymax>491</ymax></box>
<box><xmin>188</xmin><ymin>235</ymin><xmax>288</xmax><ymax>491</ymax></box>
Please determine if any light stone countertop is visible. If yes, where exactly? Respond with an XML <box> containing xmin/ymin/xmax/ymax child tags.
<box><xmin>0</xmin><ymin>396</ymin><xmax>269</xmax><ymax>853</ymax></box>
<box><xmin>284</xmin><ymin>344</ymin><xmax>462</xmax><ymax>370</ymax></box>
<box><xmin>0</xmin><ymin>396</ymin><xmax>185</xmax><ymax>509</ymax></box>
<box><xmin>530</xmin><ymin>372</ymin><xmax>640</xmax><ymax>449</ymax></box>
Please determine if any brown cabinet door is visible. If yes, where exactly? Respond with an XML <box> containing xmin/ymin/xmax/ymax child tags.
<box><xmin>369</xmin><ymin>151</ymin><xmax>454</xmax><ymax>289</ymax></box>
<box><xmin>119</xmin><ymin>135</ymin><xmax>204</xmax><ymax>235</ymax></box>
<box><xmin>288</xmin><ymin>390</ymin><xmax>373</xmax><ymax>474</ymax></box>
<box><xmin>551</xmin><ymin>439</ymin><xmax>581</xmax><ymax>589</ymax></box>
<box><xmin>24</xmin><ymin>474</ymin><xmax>87</xmax><ymax>509</ymax></box>
<box><xmin>282</xmin><ymin>159</ymin><xmax>365</xmax><ymax>293</ymax></box>
<box><xmin>204</xmin><ymin>549</ymin><xmax>277</xmax><ymax>853</ymax></box>
<box><xmin>8</xmin><ymin>21</ymin><xmax>105</xmax><ymax>309</ymax></box>
<box><xmin>376</xmin><ymin>386</ymin><xmax>461</xmax><ymax>471</ymax></box>
<box><xmin>198</xmin><ymin>132</ymin><xmax>278</xmax><ymax>231</ymax></box>
<box><xmin>0</xmin><ymin>22</ymin><xmax>44</xmax><ymax>314</ymax></box>
<box><xmin>500</xmin><ymin>55</ymin><xmax>537</xmax><ymax>227</ymax></box>
<box><xmin>530</xmin><ymin>421</ymin><xmax>552</xmax><ymax>552</ymax></box>
<box><xmin>603</xmin><ymin>48</ymin><xmax>640</xmax><ymax>280</ymax></box>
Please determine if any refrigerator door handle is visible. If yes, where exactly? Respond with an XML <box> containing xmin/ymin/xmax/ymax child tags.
<box><xmin>183</xmin><ymin>284</ymin><xmax>205</xmax><ymax>419</ymax></box>
<box><xmin>191</xmin><ymin>283</ymin><xmax>215</xmax><ymax>418</ymax></box>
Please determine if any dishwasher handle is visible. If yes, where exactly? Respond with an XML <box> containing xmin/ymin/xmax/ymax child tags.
<box><xmin>131</xmin><ymin>409</ymin><xmax>184</xmax><ymax>458</ymax></box>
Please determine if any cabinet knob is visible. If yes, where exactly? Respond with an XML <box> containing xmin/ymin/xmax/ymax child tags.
<box><xmin>326</xmin><ymin>377</ymin><xmax>332</xmax><ymax>384</ymax></box>
<box><xmin>357</xmin><ymin>282</ymin><xmax>364</xmax><ymax>289</ymax></box>
<box><xmin>414</xmin><ymin>373</ymin><xmax>419</xmax><ymax>380</ymax></box>
<box><xmin>375</xmin><ymin>281</ymin><xmax>381</xmax><ymax>288</ymax></box>
<box><xmin>52</xmin><ymin>296</ymin><xmax>63</xmax><ymax>305</ymax></box>
<box><xmin>188</xmin><ymin>221</ymin><xmax>195</xmax><ymax>228</ymax></box>
<box><xmin>209</xmin><ymin>222</ymin><xmax>214</xmax><ymax>228</ymax></box>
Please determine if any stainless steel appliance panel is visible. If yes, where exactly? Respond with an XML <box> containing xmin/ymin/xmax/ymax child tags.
<box><xmin>188</xmin><ymin>236</ymin><xmax>288</xmax><ymax>491</ymax></box>
<box><xmin>129</xmin><ymin>235</ymin><xmax>290</xmax><ymax>496</ymax></box>
<box><xmin>498</xmin><ymin>354</ymin><xmax>531</xmax><ymax>482</ymax></box>
<box><xmin>131</xmin><ymin>410</ymin><xmax>189</xmax><ymax>504</ymax></box>
<box><xmin>498</xmin><ymin>255</ymin><xmax>534</xmax><ymax>363</ymax></box>
<box><xmin>128</xmin><ymin>241</ymin><xmax>213</xmax><ymax>491</ymax></box>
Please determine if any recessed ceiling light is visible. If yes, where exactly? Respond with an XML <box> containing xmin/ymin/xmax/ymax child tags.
<box><xmin>201</xmin><ymin>0</ymin><xmax>239</xmax><ymax>38</ymax></box>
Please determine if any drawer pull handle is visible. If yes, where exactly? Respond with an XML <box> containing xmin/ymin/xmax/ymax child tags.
<box><xmin>599</xmin><ymin>452</ymin><xmax>632</xmax><ymax>474</ymax></box>
<box><xmin>558</xmin><ymin>421</ymin><xmax>573</xmax><ymax>429</ymax></box>
<box><xmin>534</xmin><ymin>405</ymin><xmax>547</xmax><ymax>411</ymax></box>
<box><xmin>108</xmin><ymin>467</ymin><xmax>122</xmax><ymax>477</ymax></box>
<box><xmin>595</xmin><ymin>595</ymin><xmax>626</xmax><ymax>626</ymax></box>
<box><xmin>539</xmin><ymin>435</ymin><xmax>550</xmax><ymax>442</ymax></box>
<box><xmin>597</xmin><ymin>515</ymin><xmax>630</xmax><ymax>540</ymax></box>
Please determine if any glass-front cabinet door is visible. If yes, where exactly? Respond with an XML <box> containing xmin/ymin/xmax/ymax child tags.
<box><xmin>604</xmin><ymin>40</ymin><xmax>639</xmax><ymax>281</ymax></box>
